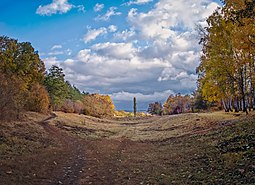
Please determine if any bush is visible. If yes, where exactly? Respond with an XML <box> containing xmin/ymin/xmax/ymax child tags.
<box><xmin>83</xmin><ymin>94</ymin><xmax>115</xmax><ymax>118</ymax></box>
<box><xmin>61</xmin><ymin>99</ymin><xmax>74</xmax><ymax>113</ymax></box>
<box><xmin>0</xmin><ymin>74</ymin><xmax>25</xmax><ymax>120</ymax></box>
<box><xmin>73</xmin><ymin>100</ymin><xmax>84</xmax><ymax>114</ymax></box>
<box><xmin>25</xmin><ymin>83</ymin><xmax>50</xmax><ymax>113</ymax></box>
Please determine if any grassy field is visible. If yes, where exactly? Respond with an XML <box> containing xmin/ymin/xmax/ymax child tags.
<box><xmin>52</xmin><ymin>111</ymin><xmax>247</xmax><ymax>141</ymax></box>
<box><xmin>0</xmin><ymin>111</ymin><xmax>254</xmax><ymax>184</ymax></box>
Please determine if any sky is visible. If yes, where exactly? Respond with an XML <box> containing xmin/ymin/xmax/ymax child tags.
<box><xmin>0</xmin><ymin>0</ymin><xmax>222</xmax><ymax>111</ymax></box>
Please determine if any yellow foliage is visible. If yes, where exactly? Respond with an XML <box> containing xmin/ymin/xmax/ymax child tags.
<box><xmin>26</xmin><ymin>83</ymin><xmax>50</xmax><ymax>113</ymax></box>
<box><xmin>83</xmin><ymin>94</ymin><xmax>115</xmax><ymax>118</ymax></box>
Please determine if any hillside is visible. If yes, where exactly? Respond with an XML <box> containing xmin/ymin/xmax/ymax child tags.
<box><xmin>0</xmin><ymin>111</ymin><xmax>255</xmax><ymax>184</ymax></box>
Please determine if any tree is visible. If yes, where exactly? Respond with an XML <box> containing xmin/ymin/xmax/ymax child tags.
<box><xmin>163</xmin><ymin>94</ymin><xmax>192</xmax><ymax>114</ymax></box>
<box><xmin>197</xmin><ymin>0</ymin><xmax>255</xmax><ymax>113</ymax></box>
<box><xmin>192</xmin><ymin>90</ymin><xmax>209</xmax><ymax>111</ymax></box>
<box><xmin>44</xmin><ymin>65</ymin><xmax>68</xmax><ymax>110</ymax></box>
<box><xmin>25</xmin><ymin>83</ymin><xmax>50</xmax><ymax>113</ymax></box>
<box><xmin>66</xmin><ymin>81</ymin><xmax>83</xmax><ymax>101</ymax></box>
<box><xmin>0</xmin><ymin>36</ymin><xmax>45</xmax><ymax>86</ymax></box>
<box><xmin>0</xmin><ymin>73</ymin><xmax>23</xmax><ymax>120</ymax></box>
<box><xmin>147</xmin><ymin>102</ymin><xmax>163</xmax><ymax>115</ymax></box>
<box><xmin>0</xmin><ymin>36</ymin><xmax>47</xmax><ymax>119</ymax></box>
<box><xmin>83</xmin><ymin>94</ymin><xmax>115</xmax><ymax>118</ymax></box>
<box><xmin>133</xmin><ymin>97</ymin><xmax>137</xmax><ymax>117</ymax></box>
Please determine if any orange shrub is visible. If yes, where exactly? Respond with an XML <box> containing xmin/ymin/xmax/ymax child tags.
<box><xmin>83</xmin><ymin>94</ymin><xmax>115</xmax><ymax>118</ymax></box>
<box><xmin>26</xmin><ymin>83</ymin><xmax>50</xmax><ymax>113</ymax></box>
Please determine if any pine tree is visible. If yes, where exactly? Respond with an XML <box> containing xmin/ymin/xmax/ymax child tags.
<box><xmin>133</xmin><ymin>97</ymin><xmax>137</xmax><ymax>117</ymax></box>
<box><xmin>44</xmin><ymin>65</ymin><xmax>68</xmax><ymax>110</ymax></box>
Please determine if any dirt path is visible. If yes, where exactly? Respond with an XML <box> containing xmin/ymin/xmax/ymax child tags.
<box><xmin>38</xmin><ymin>114</ymin><xmax>158</xmax><ymax>185</ymax></box>
<box><xmin>38</xmin><ymin>115</ymin><xmax>154</xmax><ymax>185</ymax></box>
<box><xmin>78</xmin><ymin>138</ymin><xmax>152</xmax><ymax>185</ymax></box>
<box><xmin>38</xmin><ymin>114</ymin><xmax>86</xmax><ymax>185</ymax></box>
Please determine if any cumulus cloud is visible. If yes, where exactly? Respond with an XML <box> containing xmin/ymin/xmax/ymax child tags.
<box><xmin>157</xmin><ymin>69</ymin><xmax>197</xmax><ymax>89</ymax></box>
<box><xmin>36</xmin><ymin>0</ymin><xmax>73</xmax><ymax>16</ymax></box>
<box><xmin>83</xmin><ymin>26</ymin><xmax>118</xmax><ymax>43</ymax></box>
<box><xmin>110</xmin><ymin>90</ymin><xmax>174</xmax><ymax>102</ymax></box>
<box><xmin>42</xmin><ymin>0</ymin><xmax>220</xmax><ymax>109</ymax></box>
<box><xmin>108</xmin><ymin>25</ymin><xmax>118</xmax><ymax>32</ymax></box>
<box><xmin>91</xmin><ymin>42</ymin><xmax>136</xmax><ymax>59</ymax></box>
<box><xmin>114</xmin><ymin>29</ymin><xmax>136</xmax><ymax>41</ymax></box>
<box><xmin>42</xmin><ymin>57</ymin><xmax>60</xmax><ymax>69</ymax></box>
<box><xmin>36</xmin><ymin>0</ymin><xmax>85</xmax><ymax>16</ymax></box>
<box><xmin>83</xmin><ymin>27</ymin><xmax>107</xmax><ymax>43</ymax></box>
<box><xmin>128</xmin><ymin>0</ymin><xmax>219</xmax><ymax>39</ymax></box>
<box><xmin>95</xmin><ymin>7</ymin><xmax>121</xmax><ymax>21</ymax></box>
<box><xmin>94</xmin><ymin>3</ymin><xmax>104</xmax><ymax>12</ymax></box>
<box><xmin>48</xmin><ymin>46</ymin><xmax>168</xmax><ymax>91</ymax></box>
<box><xmin>125</xmin><ymin>0</ymin><xmax>154</xmax><ymax>6</ymax></box>
<box><xmin>125</xmin><ymin>0</ymin><xmax>219</xmax><ymax>90</ymax></box>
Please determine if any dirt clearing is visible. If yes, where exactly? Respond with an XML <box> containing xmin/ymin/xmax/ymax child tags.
<box><xmin>0</xmin><ymin>111</ymin><xmax>254</xmax><ymax>184</ymax></box>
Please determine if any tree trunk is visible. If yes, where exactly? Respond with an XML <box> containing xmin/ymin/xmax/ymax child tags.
<box><xmin>234</xmin><ymin>96</ymin><xmax>239</xmax><ymax>112</ymax></box>
<box><xmin>222</xmin><ymin>99</ymin><xmax>229</xmax><ymax>112</ymax></box>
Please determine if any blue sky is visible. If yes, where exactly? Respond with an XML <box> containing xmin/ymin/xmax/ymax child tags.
<box><xmin>0</xmin><ymin>0</ymin><xmax>222</xmax><ymax>110</ymax></box>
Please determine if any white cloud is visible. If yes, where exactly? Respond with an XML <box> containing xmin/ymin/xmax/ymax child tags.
<box><xmin>95</xmin><ymin>7</ymin><xmax>121</xmax><ymax>21</ymax></box>
<box><xmin>94</xmin><ymin>3</ymin><xmax>104</xmax><ymax>12</ymax></box>
<box><xmin>128</xmin><ymin>0</ymin><xmax>219</xmax><ymax>40</ymax></box>
<box><xmin>108</xmin><ymin>25</ymin><xmax>118</xmax><ymax>32</ymax></box>
<box><xmin>42</xmin><ymin>57</ymin><xmax>60</xmax><ymax>69</ymax></box>
<box><xmin>77</xmin><ymin>49</ymin><xmax>91</xmax><ymax>63</ymax></box>
<box><xmin>110</xmin><ymin>90</ymin><xmax>174</xmax><ymax>101</ymax></box>
<box><xmin>83</xmin><ymin>27</ymin><xmax>107</xmax><ymax>43</ymax></box>
<box><xmin>36</xmin><ymin>0</ymin><xmax>73</xmax><ymax>16</ymax></box>
<box><xmin>158</xmin><ymin>69</ymin><xmax>197</xmax><ymax>89</ymax></box>
<box><xmin>92</xmin><ymin>42</ymin><xmax>136</xmax><ymax>59</ymax></box>
<box><xmin>76</xmin><ymin>5</ymin><xmax>85</xmax><ymax>13</ymax></box>
<box><xmin>48</xmin><ymin>45</ymin><xmax>73</xmax><ymax>56</ymax></box>
<box><xmin>49</xmin><ymin>46</ymin><xmax>168</xmax><ymax>90</ymax></box>
<box><xmin>66</xmin><ymin>49</ymin><xmax>72</xmax><ymax>56</ymax></box>
<box><xmin>114</xmin><ymin>29</ymin><xmax>136</xmax><ymax>41</ymax></box>
<box><xmin>126</xmin><ymin>0</ymin><xmax>219</xmax><ymax>87</ymax></box>
<box><xmin>202</xmin><ymin>2</ymin><xmax>220</xmax><ymax>18</ymax></box>
<box><xmin>51</xmin><ymin>44</ymin><xmax>62</xmax><ymax>50</ymax></box>
<box><xmin>48</xmin><ymin>51</ymin><xmax>64</xmax><ymax>56</ymax></box>
<box><xmin>125</xmin><ymin>0</ymin><xmax>154</xmax><ymax>6</ymax></box>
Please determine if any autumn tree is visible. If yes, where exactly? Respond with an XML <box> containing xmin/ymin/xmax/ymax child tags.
<box><xmin>197</xmin><ymin>0</ymin><xmax>255</xmax><ymax>113</ymax></box>
<box><xmin>0</xmin><ymin>73</ymin><xmax>23</xmax><ymax>120</ymax></box>
<box><xmin>25</xmin><ymin>83</ymin><xmax>50</xmax><ymax>113</ymax></box>
<box><xmin>163</xmin><ymin>94</ymin><xmax>192</xmax><ymax>115</ymax></box>
<box><xmin>147</xmin><ymin>102</ymin><xmax>163</xmax><ymax>115</ymax></box>
<box><xmin>0</xmin><ymin>36</ymin><xmax>48</xmax><ymax>119</ymax></box>
<box><xmin>83</xmin><ymin>94</ymin><xmax>115</xmax><ymax>118</ymax></box>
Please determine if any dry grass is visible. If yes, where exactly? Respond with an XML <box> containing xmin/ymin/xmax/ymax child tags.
<box><xmin>0</xmin><ymin>112</ymin><xmax>56</xmax><ymax>158</ymax></box>
<box><xmin>51</xmin><ymin>111</ymin><xmax>248</xmax><ymax>141</ymax></box>
<box><xmin>1</xmin><ymin>111</ymin><xmax>254</xmax><ymax>184</ymax></box>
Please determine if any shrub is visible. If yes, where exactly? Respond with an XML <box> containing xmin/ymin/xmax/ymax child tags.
<box><xmin>83</xmin><ymin>94</ymin><xmax>115</xmax><ymax>118</ymax></box>
<box><xmin>61</xmin><ymin>99</ymin><xmax>74</xmax><ymax>113</ymax></box>
<box><xmin>25</xmin><ymin>83</ymin><xmax>50</xmax><ymax>113</ymax></box>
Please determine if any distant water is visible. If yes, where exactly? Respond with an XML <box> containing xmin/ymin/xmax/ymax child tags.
<box><xmin>122</xmin><ymin>110</ymin><xmax>148</xmax><ymax>113</ymax></box>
